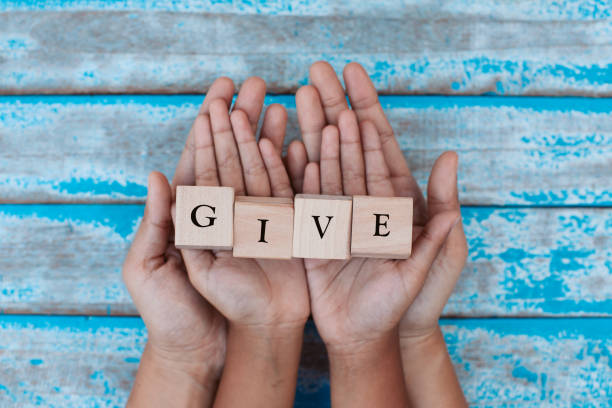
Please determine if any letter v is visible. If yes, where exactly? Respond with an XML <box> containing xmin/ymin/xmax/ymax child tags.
<box><xmin>312</xmin><ymin>215</ymin><xmax>334</xmax><ymax>238</ymax></box>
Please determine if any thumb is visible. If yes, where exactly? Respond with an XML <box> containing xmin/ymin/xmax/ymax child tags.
<box><xmin>427</xmin><ymin>151</ymin><xmax>459</xmax><ymax>216</ymax></box>
<box><xmin>124</xmin><ymin>172</ymin><xmax>172</xmax><ymax>273</ymax></box>
<box><xmin>398</xmin><ymin>210</ymin><xmax>460</xmax><ymax>291</ymax></box>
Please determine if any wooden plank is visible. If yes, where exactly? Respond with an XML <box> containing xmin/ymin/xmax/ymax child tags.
<box><xmin>1</xmin><ymin>95</ymin><xmax>610</xmax><ymax>205</ymax></box>
<box><xmin>0</xmin><ymin>205</ymin><xmax>610</xmax><ymax>316</ymax></box>
<box><xmin>0</xmin><ymin>316</ymin><xmax>609</xmax><ymax>407</ymax></box>
<box><xmin>0</xmin><ymin>1</ymin><xmax>610</xmax><ymax>95</ymax></box>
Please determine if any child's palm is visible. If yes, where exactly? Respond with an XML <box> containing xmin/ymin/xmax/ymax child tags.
<box><xmin>182</xmin><ymin>253</ymin><xmax>309</xmax><ymax>326</ymax></box>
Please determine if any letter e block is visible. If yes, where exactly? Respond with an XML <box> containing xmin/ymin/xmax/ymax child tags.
<box><xmin>351</xmin><ymin>196</ymin><xmax>413</xmax><ymax>259</ymax></box>
<box><xmin>175</xmin><ymin>186</ymin><xmax>234</xmax><ymax>250</ymax></box>
<box><xmin>233</xmin><ymin>196</ymin><xmax>294</xmax><ymax>259</ymax></box>
<box><xmin>293</xmin><ymin>194</ymin><xmax>352</xmax><ymax>260</ymax></box>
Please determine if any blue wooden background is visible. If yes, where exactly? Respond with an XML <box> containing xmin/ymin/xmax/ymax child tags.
<box><xmin>0</xmin><ymin>1</ymin><xmax>611</xmax><ymax>406</ymax></box>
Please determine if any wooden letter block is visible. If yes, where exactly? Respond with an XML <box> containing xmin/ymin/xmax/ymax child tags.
<box><xmin>175</xmin><ymin>186</ymin><xmax>234</xmax><ymax>250</ymax></box>
<box><xmin>350</xmin><ymin>196</ymin><xmax>413</xmax><ymax>259</ymax></box>
<box><xmin>292</xmin><ymin>194</ymin><xmax>352</xmax><ymax>260</ymax></box>
<box><xmin>233</xmin><ymin>196</ymin><xmax>294</xmax><ymax>259</ymax></box>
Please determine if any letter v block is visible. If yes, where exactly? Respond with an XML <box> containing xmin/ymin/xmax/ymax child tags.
<box><xmin>233</xmin><ymin>196</ymin><xmax>294</xmax><ymax>259</ymax></box>
<box><xmin>175</xmin><ymin>186</ymin><xmax>234</xmax><ymax>250</ymax></box>
<box><xmin>293</xmin><ymin>194</ymin><xmax>352</xmax><ymax>260</ymax></box>
<box><xmin>351</xmin><ymin>196</ymin><xmax>413</xmax><ymax>259</ymax></box>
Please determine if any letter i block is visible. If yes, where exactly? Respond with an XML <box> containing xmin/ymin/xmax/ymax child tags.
<box><xmin>293</xmin><ymin>194</ymin><xmax>353</xmax><ymax>260</ymax></box>
<box><xmin>351</xmin><ymin>196</ymin><xmax>413</xmax><ymax>259</ymax></box>
<box><xmin>175</xmin><ymin>186</ymin><xmax>234</xmax><ymax>250</ymax></box>
<box><xmin>233</xmin><ymin>196</ymin><xmax>294</xmax><ymax>259</ymax></box>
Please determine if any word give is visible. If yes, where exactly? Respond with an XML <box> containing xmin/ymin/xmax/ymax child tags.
<box><xmin>175</xmin><ymin>186</ymin><xmax>413</xmax><ymax>260</ymax></box>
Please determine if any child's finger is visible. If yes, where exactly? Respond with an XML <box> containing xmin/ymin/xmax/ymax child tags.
<box><xmin>124</xmin><ymin>172</ymin><xmax>172</xmax><ymax>275</ymax></box>
<box><xmin>233</xmin><ymin>76</ymin><xmax>266</xmax><ymax>133</ymax></box>
<box><xmin>343</xmin><ymin>63</ymin><xmax>427</xmax><ymax>223</ymax></box>
<box><xmin>210</xmin><ymin>99</ymin><xmax>246</xmax><ymax>195</ymax></box>
<box><xmin>286</xmin><ymin>140</ymin><xmax>308</xmax><ymax>194</ymax></box>
<box><xmin>296</xmin><ymin>85</ymin><xmax>326</xmax><ymax>162</ymax></box>
<box><xmin>397</xmin><ymin>210</ymin><xmax>460</xmax><ymax>295</ymax></box>
<box><xmin>193</xmin><ymin>114</ymin><xmax>220</xmax><ymax>187</ymax></box>
<box><xmin>361</xmin><ymin>121</ymin><xmax>395</xmax><ymax>197</ymax></box>
<box><xmin>260</xmin><ymin>104</ymin><xmax>288</xmax><ymax>155</ymax></box>
<box><xmin>310</xmin><ymin>61</ymin><xmax>348</xmax><ymax>125</ymax></box>
<box><xmin>171</xmin><ymin>77</ymin><xmax>235</xmax><ymax>197</ymax></box>
<box><xmin>320</xmin><ymin>125</ymin><xmax>343</xmax><ymax>195</ymax></box>
<box><xmin>338</xmin><ymin>110</ymin><xmax>366</xmax><ymax>196</ymax></box>
<box><xmin>302</xmin><ymin>162</ymin><xmax>321</xmax><ymax>195</ymax></box>
<box><xmin>230</xmin><ymin>109</ymin><xmax>271</xmax><ymax>197</ymax></box>
<box><xmin>260</xmin><ymin>138</ymin><xmax>294</xmax><ymax>198</ymax></box>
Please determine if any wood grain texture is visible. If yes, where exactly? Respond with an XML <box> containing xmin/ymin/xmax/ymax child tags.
<box><xmin>350</xmin><ymin>195</ymin><xmax>413</xmax><ymax>259</ymax></box>
<box><xmin>0</xmin><ymin>316</ymin><xmax>609</xmax><ymax>407</ymax></box>
<box><xmin>175</xmin><ymin>185</ymin><xmax>234</xmax><ymax>250</ymax></box>
<box><xmin>233</xmin><ymin>196</ymin><xmax>294</xmax><ymax>260</ymax></box>
<box><xmin>1</xmin><ymin>205</ymin><xmax>609</xmax><ymax>316</ymax></box>
<box><xmin>293</xmin><ymin>194</ymin><xmax>352</xmax><ymax>260</ymax></box>
<box><xmin>0</xmin><ymin>1</ymin><xmax>610</xmax><ymax>95</ymax></box>
<box><xmin>1</xmin><ymin>95</ymin><xmax>610</xmax><ymax>205</ymax></box>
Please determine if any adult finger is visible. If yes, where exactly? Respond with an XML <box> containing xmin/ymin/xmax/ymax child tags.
<box><xmin>296</xmin><ymin>85</ymin><xmax>326</xmax><ymax>162</ymax></box>
<box><xmin>260</xmin><ymin>103</ymin><xmax>288</xmax><ymax>155</ymax></box>
<box><xmin>260</xmin><ymin>138</ymin><xmax>294</xmax><ymax>198</ymax></box>
<box><xmin>310</xmin><ymin>61</ymin><xmax>348</xmax><ymax>125</ymax></box>
<box><xmin>338</xmin><ymin>110</ymin><xmax>366</xmax><ymax>196</ymax></box>
<box><xmin>210</xmin><ymin>99</ymin><xmax>246</xmax><ymax>194</ymax></box>
<box><xmin>427</xmin><ymin>151</ymin><xmax>468</xmax><ymax>280</ymax></box>
<box><xmin>319</xmin><ymin>125</ymin><xmax>343</xmax><ymax>195</ymax></box>
<box><xmin>171</xmin><ymin>77</ymin><xmax>235</xmax><ymax>197</ymax></box>
<box><xmin>302</xmin><ymin>162</ymin><xmax>321</xmax><ymax>195</ymax></box>
<box><xmin>233</xmin><ymin>76</ymin><xmax>266</xmax><ymax>133</ymax></box>
<box><xmin>286</xmin><ymin>140</ymin><xmax>308</xmax><ymax>194</ymax></box>
<box><xmin>397</xmin><ymin>210</ymin><xmax>460</xmax><ymax>294</ymax></box>
<box><xmin>230</xmin><ymin>109</ymin><xmax>271</xmax><ymax>197</ymax></box>
<box><xmin>124</xmin><ymin>172</ymin><xmax>173</xmax><ymax>275</ymax></box>
<box><xmin>343</xmin><ymin>62</ymin><xmax>427</xmax><ymax>221</ymax></box>
<box><xmin>193</xmin><ymin>115</ymin><xmax>219</xmax><ymax>187</ymax></box>
<box><xmin>361</xmin><ymin>120</ymin><xmax>395</xmax><ymax>197</ymax></box>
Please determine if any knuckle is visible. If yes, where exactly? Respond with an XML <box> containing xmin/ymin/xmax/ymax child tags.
<box><xmin>195</xmin><ymin>167</ymin><xmax>218</xmax><ymax>184</ymax></box>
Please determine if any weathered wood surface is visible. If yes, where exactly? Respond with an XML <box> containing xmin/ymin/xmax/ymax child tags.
<box><xmin>0</xmin><ymin>316</ymin><xmax>609</xmax><ymax>407</ymax></box>
<box><xmin>1</xmin><ymin>205</ymin><xmax>610</xmax><ymax>316</ymax></box>
<box><xmin>1</xmin><ymin>95</ymin><xmax>610</xmax><ymax>205</ymax></box>
<box><xmin>0</xmin><ymin>1</ymin><xmax>611</xmax><ymax>95</ymax></box>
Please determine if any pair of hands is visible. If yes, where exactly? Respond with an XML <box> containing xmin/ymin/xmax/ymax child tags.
<box><xmin>123</xmin><ymin>61</ymin><xmax>468</xmax><ymax>406</ymax></box>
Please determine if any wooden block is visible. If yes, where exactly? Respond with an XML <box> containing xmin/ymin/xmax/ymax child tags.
<box><xmin>350</xmin><ymin>195</ymin><xmax>413</xmax><ymax>259</ymax></box>
<box><xmin>292</xmin><ymin>194</ymin><xmax>352</xmax><ymax>260</ymax></box>
<box><xmin>233</xmin><ymin>196</ymin><xmax>294</xmax><ymax>259</ymax></box>
<box><xmin>175</xmin><ymin>186</ymin><xmax>234</xmax><ymax>250</ymax></box>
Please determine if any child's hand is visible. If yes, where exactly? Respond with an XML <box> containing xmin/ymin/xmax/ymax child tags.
<box><xmin>297</xmin><ymin>62</ymin><xmax>461</xmax><ymax>349</ymax></box>
<box><xmin>176</xmin><ymin>93</ymin><xmax>309</xmax><ymax>332</ymax></box>
<box><xmin>301</xmin><ymin>111</ymin><xmax>459</xmax><ymax>347</ymax></box>
<box><xmin>297</xmin><ymin>61</ymin><xmax>468</xmax><ymax>407</ymax></box>
<box><xmin>174</xmin><ymin>78</ymin><xmax>309</xmax><ymax>407</ymax></box>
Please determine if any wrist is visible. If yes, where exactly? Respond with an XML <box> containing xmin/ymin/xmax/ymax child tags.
<box><xmin>227</xmin><ymin>320</ymin><xmax>306</xmax><ymax>359</ymax></box>
<box><xmin>326</xmin><ymin>329</ymin><xmax>399</xmax><ymax>368</ymax></box>
<box><xmin>128</xmin><ymin>343</ymin><xmax>220</xmax><ymax>408</ymax></box>
<box><xmin>400</xmin><ymin>325</ymin><xmax>446</xmax><ymax>357</ymax></box>
<box><xmin>327</xmin><ymin>328</ymin><xmax>409</xmax><ymax>407</ymax></box>
<box><xmin>212</xmin><ymin>321</ymin><xmax>305</xmax><ymax>407</ymax></box>
<box><xmin>145</xmin><ymin>343</ymin><xmax>222</xmax><ymax>390</ymax></box>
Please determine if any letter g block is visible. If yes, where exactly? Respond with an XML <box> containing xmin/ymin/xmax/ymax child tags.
<box><xmin>175</xmin><ymin>186</ymin><xmax>234</xmax><ymax>250</ymax></box>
